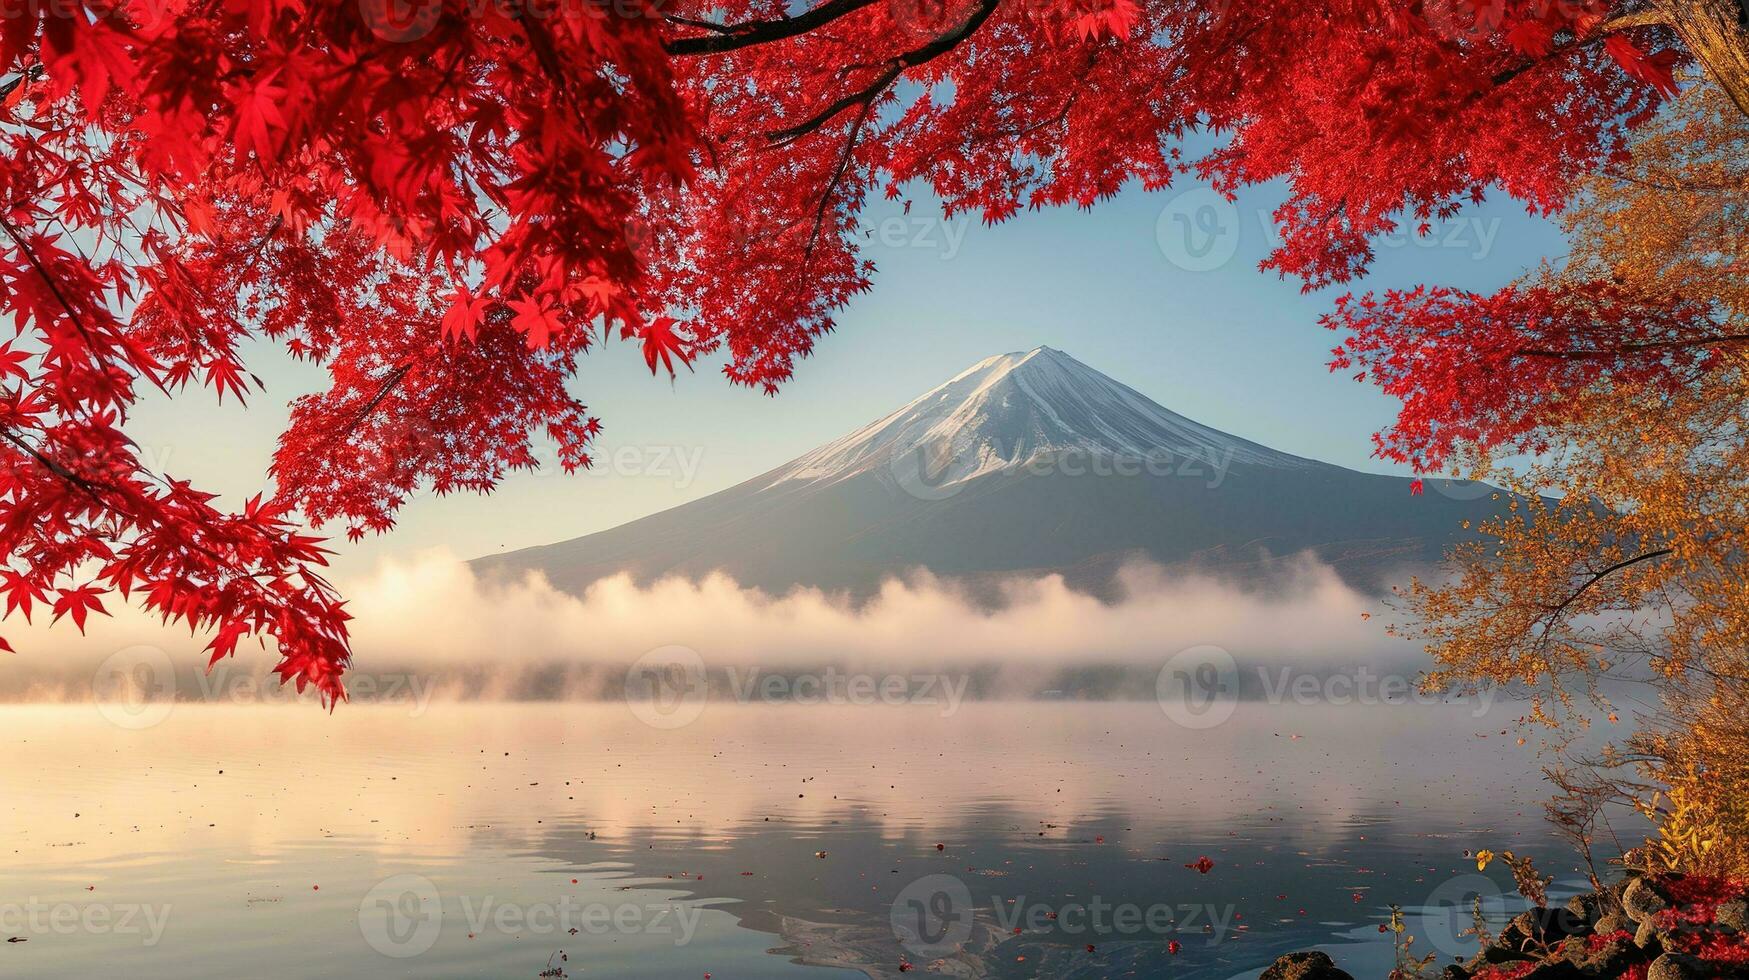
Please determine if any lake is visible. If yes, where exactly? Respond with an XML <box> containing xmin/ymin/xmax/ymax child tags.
<box><xmin>0</xmin><ymin>700</ymin><xmax>1609</xmax><ymax>979</ymax></box>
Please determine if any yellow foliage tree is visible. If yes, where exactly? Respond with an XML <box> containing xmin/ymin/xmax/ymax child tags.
<box><xmin>1396</xmin><ymin>74</ymin><xmax>1749</xmax><ymax>877</ymax></box>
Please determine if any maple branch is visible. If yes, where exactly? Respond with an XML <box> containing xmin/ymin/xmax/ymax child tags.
<box><xmin>0</xmin><ymin>425</ymin><xmax>302</xmax><ymax>591</ymax></box>
<box><xmin>800</xmin><ymin>98</ymin><xmax>875</xmax><ymax>270</ymax></box>
<box><xmin>0</xmin><ymin>428</ymin><xmax>115</xmax><ymax>506</ymax></box>
<box><xmin>0</xmin><ymin>214</ymin><xmax>104</xmax><ymax>360</ymax></box>
<box><xmin>661</xmin><ymin>13</ymin><xmax>742</xmax><ymax>34</ymax></box>
<box><xmin>769</xmin><ymin>62</ymin><xmax>902</xmax><ymax>147</ymax></box>
<box><xmin>337</xmin><ymin>362</ymin><xmax>413</xmax><ymax>445</ymax></box>
<box><xmin>664</xmin><ymin>0</ymin><xmax>887</xmax><ymax>55</ymax></box>
<box><xmin>244</xmin><ymin>214</ymin><xmax>285</xmax><ymax>263</ymax></box>
<box><xmin>969</xmin><ymin>51</ymin><xmax>1093</xmax><ymax>143</ymax></box>
<box><xmin>766</xmin><ymin>0</ymin><xmax>1001</xmax><ymax>145</ymax></box>
<box><xmin>1517</xmin><ymin>334</ymin><xmax>1749</xmax><ymax>359</ymax></box>
<box><xmin>1490</xmin><ymin>12</ymin><xmax>1668</xmax><ymax>87</ymax></box>
<box><xmin>511</xmin><ymin>6</ymin><xmax>577</xmax><ymax>107</ymax></box>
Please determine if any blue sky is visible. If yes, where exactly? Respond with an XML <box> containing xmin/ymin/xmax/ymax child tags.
<box><xmin>128</xmin><ymin>179</ymin><xmax>1566</xmax><ymax>577</ymax></box>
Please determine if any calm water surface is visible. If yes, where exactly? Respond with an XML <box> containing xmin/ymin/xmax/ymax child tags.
<box><xmin>0</xmin><ymin>702</ymin><xmax>1602</xmax><ymax>978</ymax></box>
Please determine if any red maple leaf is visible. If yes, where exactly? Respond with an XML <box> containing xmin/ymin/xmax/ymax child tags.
<box><xmin>229</xmin><ymin>70</ymin><xmax>288</xmax><ymax>161</ymax></box>
<box><xmin>51</xmin><ymin>585</ymin><xmax>110</xmax><ymax>633</ymax></box>
<box><xmin>637</xmin><ymin>317</ymin><xmax>695</xmax><ymax>379</ymax></box>
<box><xmin>441</xmin><ymin>285</ymin><xmax>492</xmax><ymax>343</ymax></box>
<box><xmin>1604</xmin><ymin>35</ymin><xmax>1679</xmax><ymax>98</ymax></box>
<box><xmin>511</xmin><ymin>296</ymin><xmax>564</xmax><ymax>349</ymax></box>
<box><xmin>0</xmin><ymin>343</ymin><xmax>29</xmax><ymax>382</ymax></box>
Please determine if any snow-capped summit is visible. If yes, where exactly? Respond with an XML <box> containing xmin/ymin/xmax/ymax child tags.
<box><xmin>476</xmin><ymin>347</ymin><xmax>1497</xmax><ymax>599</ymax></box>
<box><xmin>768</xmin><ymin>346</ymin><xmax>1310</xmax><ymax>492</ymax></box>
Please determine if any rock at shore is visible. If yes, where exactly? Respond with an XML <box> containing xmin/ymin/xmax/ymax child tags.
<box><xmin>1623</xmin><ymin>877</ymin><xmax>1672</xmax><ymax>925</ymax></box>
<box><xmin>1259</xmin><ymin>950</ymin><xmax>1355</xmax><ymax>980</ymax></box>
<box><xmin>1260</xmin><ymin>875</ymin><xmax>1749</xmax><ymax>980</ymax></box>
<box><xmin>1646</xmin><ymin>951</ymin><xmax>1712</xmax><ymax>980</ymax></box>
<box><xmin>1716</xmin><ymin>899</ymin><xmax>1749</xmax><ymax>934</ymax></box>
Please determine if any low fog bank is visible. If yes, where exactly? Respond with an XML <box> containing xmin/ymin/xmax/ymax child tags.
<box><xmin>0</xmin><ymin>550</ymin><xmax>1448</xmax><ymax>703</ymax></box>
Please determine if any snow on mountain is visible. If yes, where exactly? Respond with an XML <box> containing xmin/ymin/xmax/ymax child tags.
<box><xmin>767</xmin><ymin>346</ymin><xmax>1312</xmax><ymax>493</ymax></box>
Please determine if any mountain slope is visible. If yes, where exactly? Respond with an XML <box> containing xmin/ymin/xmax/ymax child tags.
<box><xmin>473</xmin><ymin>347</ymin><xmax>1495</xmax><ymax>597</ymax></box>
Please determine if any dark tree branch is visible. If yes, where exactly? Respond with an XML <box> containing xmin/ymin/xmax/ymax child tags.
<box><xmin>664</xmin><ymin>0</ymin><xmax>887</xmax><ymax>55</ymax></box>
<box><xmin>799</xmin><ymin>98</ymin><xmax>875</xmax><ymax>270</ymax></box>
<box><xmin>1601</xmin><ymin>166</ymin><xmax>1747</xmax><ymax>193</ymax></box>
<box><xmin>338</xmin><ymin>362</ymin><xmax>413</xmax><ymax>445</ymax></box>
<box><xmin>0</xmin><ymin>214</ymin><xmax>103</xmax><ymax>357</ymax></box>
<box><xmin>0</xmin><ymin>428</ymin><xmax>114</xmax><ymax>506</ymax></box>
<box><xmin>1490</xmin><ymin>11</ymin><xmax>1668</xmax><ymax>87</ymax></box>
<box><xmin>1517</xmin><ymin>334</ymin><xmax>1749</xmax><ymax>359</ymax></box>
<box><xmin>0</xmin><ymin>64</ymin><xmax>44</xmax><ymax>101</ymax></box>
<box><xmin>1530</xmin><ymin>547</ymin><xmax>1674</xmax><ymax>659</ymax></box>
<box><xmin>1547</xmin><ymin>549</ymin><xmax>1675</xmax><ymax>618</ymax></box>
<box><xmin>768</xmin><ymin>61</ymin><xmax>902</xmax><ymax>146</ymax></box>
<box><xmin>766</xmin><ymin>0</ymin><xmax>1002</xmax><ymax>145</ymax></box>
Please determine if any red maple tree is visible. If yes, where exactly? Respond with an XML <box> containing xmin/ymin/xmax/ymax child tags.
<box><xmin>0</xmin><ymin>0</ymin><xmax>1735</xmax><ymax>699</ymax></box>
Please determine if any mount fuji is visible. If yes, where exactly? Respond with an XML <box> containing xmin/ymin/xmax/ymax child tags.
<box><xmin>473</xmin><ymin>347</ymin><xmax>1496</xmax><ymax>597</ymax></box>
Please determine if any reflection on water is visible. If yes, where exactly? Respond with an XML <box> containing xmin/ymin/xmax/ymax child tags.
<box><xmin>0</xmin><ymin>702</ymin><xmax>1589</xmax><ymax>978</ymax></box>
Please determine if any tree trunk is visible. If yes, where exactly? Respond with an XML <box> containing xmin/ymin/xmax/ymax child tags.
<box><xmin>1656</xmin><ymin>0</ymin><xmax>1749</xmax><ymax>118</ymax></box>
